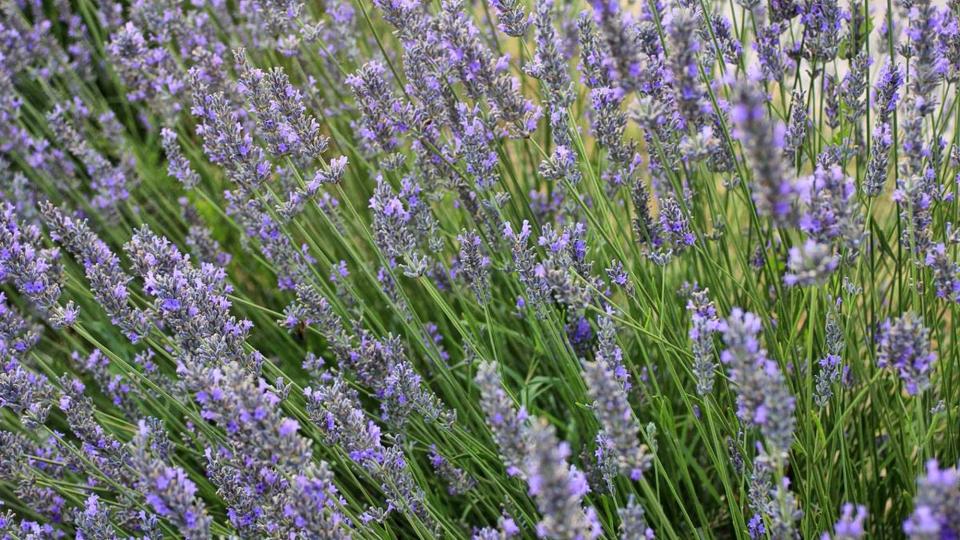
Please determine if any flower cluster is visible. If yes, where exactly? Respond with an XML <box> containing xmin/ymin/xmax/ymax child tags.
<box><xmin>720</xmin><ymin>309</ymin><xmax>796</xmax><ymax>455</ymax></box>
<box><xmin>903</xmin><ymin>460</ymin><xmax>959</xmax><ymax>538</ymax></box>
<box><xmin>876</xmin><ymin>313</ymin><xmax>936</xmax><ymax>395</ymax></box>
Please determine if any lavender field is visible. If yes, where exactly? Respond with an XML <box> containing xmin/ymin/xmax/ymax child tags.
<box><xmin>1</xmin><ymin>0</ymin><xmax>959</xmax><ymax>536</ymax></box>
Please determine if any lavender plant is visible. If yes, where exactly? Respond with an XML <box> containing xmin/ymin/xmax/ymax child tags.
<box><xmin>0</xmin><ymin>0</ymin><xmax>958</xmax><ymax>536</ymax></box>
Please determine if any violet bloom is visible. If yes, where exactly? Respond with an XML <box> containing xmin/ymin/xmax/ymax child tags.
<box><xmin>40</xmin><ymin>203</ymin><xmax>152</xmax><ymax>342</ymax></box>
<box><xmin>840</xmin><ymin>52</ymin><xmax>870</xmax><ymax>123</ymax></box>
<box><xmin>719</xmin><ymin>309</ymin><xmax>796</xmax><ymax>454</ymax></box>
<box><xmin>583</xmin><ymin>346</ymin><xmax>650</xmax><ymax>486</ymax></box>
<box><xmin>874</xmin><ymin>61</ymin><xmax>904</xmax><ymax>125</ymax></box>
<box><xmin>821</xmin><ymin>503</ymin><xmax>868</xmax><ymax>539</ymax></box>
<box><xmin>278</xmin><ymin>155</ymin><xmax>348</xmax><ymax>221</ymax></box>
<box><xmin>783</xmin><ymin>88</ymin><xmax>808</xmax><ymax>162</ymax></box>
<box><xmin>0</xmin><ymin>292</ymin><xmax>40</xmax><ymax>366</ymax></box>
<box><xmin>865</xmin><ymin>62</ymin><xmax>903</xmax><ymax>196</ymax></box>
<box><xmin>686</xmin><ymin>286</ymin><xmax>721</xmax><ymax>396</ymax></box>
<box><xmin>596</xmin><ymin>307</ymin><xmax>631</xmax><ymax>389</ymax></box>
<box><xmin>428</xmin><ymin>445</ymin><xmax>476</xmax><ymax>495</ymax></box>
<box><xmin>814</xmin><ymin>303</ymin><xmax>845</xmax><ymax>407</ymax></box>
<box><xmin>457</xmin><ymin>230</ymin><xmax>491</xmax><ymax>303</ymax></box>
<box><xmin>504</xmin><ymin>220</ymin><xmax>551</xmax><ymax>314</ymax></box>
<box><xmin>800</xmin><ymin>0</ymin><xmax>845</xmax><ymax>60</ymax></box>
<box><xmin>876</xmin><ymin>313</ymin><xmax>936</xmax><ymax>395</ymax></box>
<box><xmin>524</xmin><ymin>418</ymin><xmax>603</xmax><ymax>540</ymax></box>
<box><xmin>188</xmin><ymin>68</ymin><xmax>271</xmax><ymax>191</ymax></box>
<box><xmin>161</xmin><ymin>127</ymin><xmax>201</xmax><ymax>190</ymax></box>
<box><xmin>305</xmin><ymin>374</ymin><xmax>429</xmax><ymax>524</ymax></box>
<box><xmin>657</xmin><ymin>196</ymin><xmax>695</xmax><ymax>256</ymax></box>
<box><xmin>924</xmin><ymin>243</ymin><xmax>960</xmax><ymax>302</ymax></box>
<box><xmin>473</xmin><ymin>513</ymin><xmax>521</xmax><ymax>539</ymax></box>
<box><xmin>489</xmin><ymin>0</ymin><xmax>531</xmax><ymax>36</ymax></box>
<box><xmin>590</xmin><ymin>86</ymin><xmax>641</xmax><ymax>189</ymax></box>
<box><xmin>234</xmin><ymin>49</ymin><xmax>330</xmax><ymax>161</ymax></box>
<box><xmin>0</xmin><ymin>363</ymin><xmax>56</xmax><ymax>428</ymax></box>
<box><xmin>577</xmin><ymin>13</ymin><xmax>616</xmax><ymax>90</ymax></box>
<box><xmin>47</xmin><ymin>104</ymin><xmax>136</xmax><ymax>217</ymax></box>
<box><xmin>73</xmin><ymin>495</ymin><xmax>116</xmax><ymax>540</ymax></box>
<box><xmin>528</xmin><ymin>0</ymin><xmax>577</xmax><ymax>167</ymax></box>
<box><xmin>665</xmin><ymin>7</ymin><xmax>709</xmax><ymax>131</ymax></box>
<box><xmin>784</xmin><ymin>239</ymin><xmax>839</xmax><ymax>287</ymax></box>
<box><xmin>893</xmin><ymin>173</ymin><xmax>939</xmax><ymax>252</ymax></box>
<box><xmin>903</xmin><ymin>459</ymin><xmax>959</xmax><ymax>539</ymax></box>
<box><xmin>339</xmin><ymin>330</ymin><xmax>452</xmax><ymax>428</ymax></box>
<box><xmin>585</xmin><ymin>0</ymin><xmax>644</xmax><ymax>93</ymax></box>
<box><xmin>131</xmin><ymin>420</ymin><xmax>212</xmax><ymax>539</ymax></box>
<box><xmin>346</xmin><ymin>61</ymin><xmax>409</xmax><ymax>153</ymax></box>
<box><xmin>618</xmin><ymin>495</ymin><xmax>655</xmax><ymax>539</ymax></box>
<box><xmin>755</xmin><ymin>23</ymin><xmax>787</xmax><ymax>82</ymax></box>
<box><xmin>455</xmin><ymin>105</ymin><xmax>501</xmax><ymax>191</ymax></box>
<box><xmin>798</xmin><ymin>163</ymin><xmax>862</xmax><ymax>251</ymax></box>
<box><xmin>475</xmin><ymin>361</ymin><xmax>529</xmax><ymax>477</ymax></box>
<box><xmin>1</xmin><ymin>203</ymin><xmax>75</xmax><ymax>327</ymax></box>
<box><xmin>438</xmin><ymin>0</ymin><xmax>540</xmax><ymax>134</ymax></box>
<box><xmin>729</xmin><ymin>78</ymin><xmax>796</xmax><ymax>226</ymax></box>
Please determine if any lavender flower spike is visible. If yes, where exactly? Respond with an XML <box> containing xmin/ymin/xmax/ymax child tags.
<box><xmin>131</xmin><ymin>419</ymin><xmax>212</xmax><ymax>539</ymax></box>
<box><xmin>686</xmin><ymin>286</ymin><xmax>721</xmax><ymax>396</ymax></box>
<box><xmin>730</xmin><ymin>78</ymin><xmax>797</xmax><ymax>226</ymax></box>
<box><xmin>876</xmin><ymin>313</ymin><xmax>936</xmax><ymax>395</ymax></box>
<box><xmin>475</xmin><ymin>361</ymin><xmax>529</xmax><ymax>477</ymax></box>
<box><xmin>903</xmin><ymin>459</ymin><xmax>959</xmax><ymax>539</ymax></box>
<box><xmin>582</xmin><ymin>339</ymin><xmax>650</xmax><ymax>485</ymax></box>
<box><xmin>618</xmin><ymin>495</ymin><xmax>655</xmax><ymax>539</ymax></box>
<box><xmin>524</xmin><ymin>418</ymin><xmax>603</xmax><ymax>540</ymax></box>
<box><xmin>719</xmin><ymin>309</ymin><xmax>796</xmax><ymax>455</ymax></box>
<box><xmin>0</xmin><ymin>202</ymin><xmax>76</xmax><ymax>327</ymax></box>
<box><xmin>489</xmin><ymin>0</ymin><xmax>531</xmax><ymax>36</ymax></box>
<box><xmin>821</xmin><ymin>503</ymin><xmax>868</xmax><ymax>539</ymax></box>
<box><xmin>784</xmin><ymin>239</ymin><xmax>839</xmax><ymax>287</ymax></box>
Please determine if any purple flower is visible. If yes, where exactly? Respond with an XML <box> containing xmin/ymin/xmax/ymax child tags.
<box><xmin>720</xmin><ymin>309</ymin><xmax>796</xmax><ymax>454</ymax></box>
<box><xmin>525</xmin><ymin>419</ymin><xmax>602</xmax><ymax>539</ymax></box>
<box><xmin>489</xmin><ymin>0</ymin><xmax>531</xmax><ymax>36</ymax></box>
<box><xmin>686</xmin><ymin>286</ymin><xmax>720</xmax><ymax>395</ymax></box>
<box><xmin>800</xmin><ymin>0</ymin><xmax>845</xmax><ymax>60</ymax></box>
<box><xmin>73</xmin><ymin>495</ymin><xmax>116</xmax><ymax>540</ymax></box>
<box><xmin>0</xmin><ymin>292</ymin><xmax>40</xmax><ymax>366</ymax></box>
<box><xmin>1</xmin><ymin>202</ymin><xmax>75</xmax><ymax>327</ymax></box>
<box><xmin>305</xmin><ymin>375</ymin><xmax>430</xmax><ymax>525</ymax></box>
<box><xmin>618</xmin><ymin>495</ymin><xmax>655</xmax><ymax>539</ymax></box>
<box><xmin>132</xmin><ymin>420</ymin><xmax>212</xmax><ymax>539</ymax></box>
<box><xmin>589</xmin><ymin>86</ymin><xmax>641</xmax><ymax>189</ymax></box>
<box><xmin>665</xmin><ymin>7</ymin><xmax>709</xmax><ymax>131</ymax></box>
<box><xmin>428</xmin><ymin>445</ymin><xmax>476</xmax><ymax>495</ymax></box>
<box><xmin>924</xmin><ymin>243</ymin><xmax>960</xmax><ymax>301</ymax></box>
<box><xmin>730</xmin><ymin>78</ymin><xmax>797</xmax><ymax>226</ymax></box>
<box><xmin>821</xmin><ymin>503</ymin><xmax>868</xmax><ymax>539</ymax></box>
<box><xmin>755</xmin><ymin>23</ymin><xmax>787</xmax><ymax>82</ymax></box>
<box><xmin>476</xmin><ymin>361</ymin><xmax>529</xmax><ymax>478</ymax></box>
<box><xmin>903</xmin><ymin>459</ymin><xmax>959</xmax><ymax>539</ymax></box>
<box><xmin>161</xmin><ymin>127</ymin><xmax>201</xmax><ymax>190</ymax></box>
<box><xmin>798</xmin><ymin>163</ymin><xmax>861</xmax><ymax>250</ymax></box>
<box><xmin>583</xmin><ymin>329</ymin><xmax>650</xmax><ymax>488</ymax></box>
<box><xmin>876</xmin><ymin>313</ymin><xmax>936</xmax><ymax>395</ymax></box>
<box><xmin>528</xmin><ymin>0</ymin><xmax>575</xmax><ymax>149</ymax></box>
<box><xmin>784</xmin><ymin>239</ymin><xmax>839</xmax><ymax>287</ymax></box>
<box><xmin>438</xmin><ymin>0</ymin><xmax>540</xmax><ymax>135</ymax></box>
<box><xmin>346</xmin><ymin>62</ymin><xmax>409</xmax><ymax>152</ymax></box>
<box><xmin>235</xmin><ymin>50</ymin><xmax>330</xmax><ymax>161</ymax></box>
<box><xmin>748</xmin><ymin>513</ymin><xmax>766</xmax><ymax>538</ymax></box>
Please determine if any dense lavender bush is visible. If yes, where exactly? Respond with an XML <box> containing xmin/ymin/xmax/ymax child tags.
<box><xmin>1</xmin><ymin>0</ymin><xmax>959</xmax><ymax>536</ymax></box>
